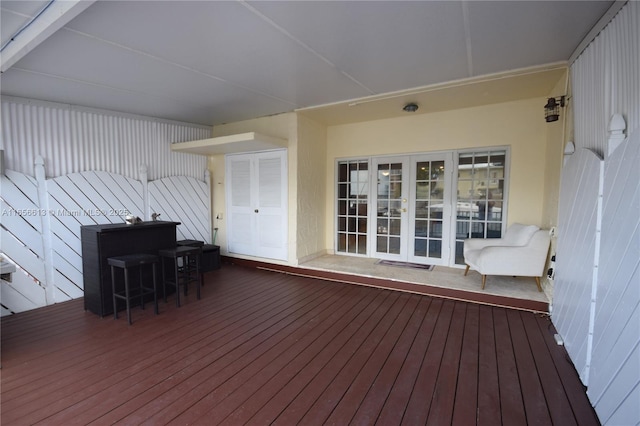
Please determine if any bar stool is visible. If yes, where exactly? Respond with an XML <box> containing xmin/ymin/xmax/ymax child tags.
<box><xmin>158</xmin><ymin>246</ymin><xmax>202</xmax><ymax>307</ymax></box>
<box><xmin>108</xmin><ymin>253</ymin><xmax>159</xmax><ymax>325</ymax></box>
<box><xmin>177</xmin><ymin>239</ymin><xmax>205</xmax><ymax>283</ymax></box>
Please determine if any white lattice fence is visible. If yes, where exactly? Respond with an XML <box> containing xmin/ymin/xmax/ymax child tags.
<box><xmin>0</xmin><ymin>170</ymin><xmax>47</xmax><ymax>314</ymax></box>
<box><xmin>1</xmin><ymin>158</ymin><xmax>211</xmax><ymax>316</ymax></box>
<box><xmin>149</xmin><ymin>174</ymin><xmax>211</xmax><ymax>243</ymax></box>
<box><xmin>46</xmin><ymin>170</ymin><xmax>146</xmax><ymax>303</ymax></box>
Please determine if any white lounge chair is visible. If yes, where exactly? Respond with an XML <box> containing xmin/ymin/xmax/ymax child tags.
<box><xmin>463</xmin><ymin>223</ymin><xmax>551</xmax><ymax>291</ymax></box>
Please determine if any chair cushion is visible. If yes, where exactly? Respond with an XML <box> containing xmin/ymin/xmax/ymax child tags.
<box><xmin>503</xmin><ymin>223</ymin><xmax>539</xmax><ymax>246</ymax></box>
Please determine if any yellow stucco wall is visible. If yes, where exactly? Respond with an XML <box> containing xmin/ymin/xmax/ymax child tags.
<box><xmin>207</xmin><ymin>112</ymin><xmax>328</xmax><ymax>264</ymax></box>
<box><xmin>207</xmin><ymin>92</ymin><xmax>565</xmax><ymax>267</ymax></box>
<box><xmin>208</xmin><ymin>112</ymin><xmax>297</xmax><ymax>263</ymax></box>
<box><xmin>295</xmin><ymin>114</ymin><xmax>327</xmax><ymax>262</ymax></box>
<box><xmin>324</xmin><ymin>98</ymin><xmax>551</xmax><ymax>251</ymax></box>
<box><xmin>540</xmin><ymin>72</ymin><xmax>570</xmax><ymax>298</ymax></box>
<box><xmin>542</xmin><ymin>73</ymin><xmax>570</xmax><ymax>230</ymax></box>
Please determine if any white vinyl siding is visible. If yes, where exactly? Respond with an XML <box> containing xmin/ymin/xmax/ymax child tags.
<box><xmin>1</xmin><ymin>97</ymin><xmax>210</xmax><ymax>180</ymax></box>
<box><xmin>557</xmin><ymin>3</ymin><xmax>640</xmax><ymax>424</ymax></box>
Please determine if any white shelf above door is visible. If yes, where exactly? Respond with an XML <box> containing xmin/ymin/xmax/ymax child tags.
<box><xmin>171</xmin><ymin>132</ymin><xmax>287</xmax><ymax>155</ymax></box>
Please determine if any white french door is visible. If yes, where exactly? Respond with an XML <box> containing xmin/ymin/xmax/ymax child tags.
<box><xmin>226</xmin><ymin>150</ymin><xmax>288</xmax><ymax>260</ymax></box>
<box><xmin>409</xmin><ymin>153</ymin><xmax>453</xmax><ymax>265</ymax></box>
<box><xmin>372</xmin><ymin>157</ymin><xmax>410</xmax><ymax>261</ymax></box>
<box><xmin>371</xmin><ymin>153</ymin><xmax>453</xmax><ymax>265</ymax></box>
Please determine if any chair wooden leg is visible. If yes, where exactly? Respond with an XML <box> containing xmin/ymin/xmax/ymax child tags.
<box><xmin>481</xmin><ymin>275</ymin><xmax>487</xmax><ymax>289</ymax></box>
<box><xmin>464</xmin><ymin>264</ymin><xmax>470</xmax><ymax>276</ymax></box>
<box><xmin>535</xmin><ymin>276</ymin><xmax>542</xmax><ymax>292</ymax></box>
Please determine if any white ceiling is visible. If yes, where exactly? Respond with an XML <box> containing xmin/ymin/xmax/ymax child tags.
<box><xmin>0</xmin><ymin>1</ymin><xmax>614</xmax><ymax>127</ymax></box>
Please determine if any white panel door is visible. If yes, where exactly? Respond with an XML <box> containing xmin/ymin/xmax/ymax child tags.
<box><xmin>255</xmin><ymin>153</ymin><xmax>287</xmax><ymax>259</ymax></box>
<box><xmin>227</xmin><ymin>156</ymin><xmax>254</xmax><ymax>256</ymax></box>
<box><xmin>226</xmin><ymin>150</ymin><xmax>288</xmax><ymax>260</ymax></box>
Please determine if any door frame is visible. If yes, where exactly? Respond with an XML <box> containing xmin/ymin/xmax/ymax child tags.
<box><xmin>407</xmin><ymin>152</ymin><xmax>454</xmax><ymax>266</ymax></box>
<box><xmin>336</xmin><ymin>147</ymin><xmax>509</xmax><ymax>267</ymax></box>
<box><xmin>368</xmin><ymin>153</ymin><xmax>453</xmax><ymax>265</ymax></box>
<box><xmin>369</xmin><ymin>156</ymin><xmax>411</xmax><ymax>261</ymax></box>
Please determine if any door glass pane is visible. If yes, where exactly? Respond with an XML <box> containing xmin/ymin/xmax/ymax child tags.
<box><xmin>416</xmin><ymin>182</ymin><xmax>429</xmax><ymax>199</ymax></box>
<box><xmin>389</xmin><ymin>219</ymin><xmax>401</xmax><ymax>236</ymax></box>
<box><xmin>415</xmin><ymin>201</ymin><xmax>429</xmax><ymax>218</ymax></box>
<box><xmin>428</xmin><ymin>240</ymin><xmax>442</xmax><ymax>258</ymax></box>
<box><xmin>348</xmin><ymin>234</ymin><xmax>357</xmax><ymax>253</ymax></box>
<box><xmin>455</xmin><ymin>240</ymin><xmax>465</xmax><ymax>265</ymax></box>
<box><xmin>338</xmin><ymin>163</ymin><xmax>348</xmax><ymax>182</ymax></box>
<box><xmin>357</xmin><ymin>235</ymin><xmax>367</xmax><ymax>255</ymax></box>
<box><xmin>338</xmin><ymin>200</ymin><xmax>347</xmax><ymax>215</ymax></box>
<box><xmin>338</xmin><ymin>233</ymin><xmax>346</xmax><ymax>252</ymax></box>
<box><xmin>415</xmin><ymin>220</ymin><xmax>428</xmax><ymax>236</ymax></box>
<box><xmin>377</xmin><ymin>200</ymin><xmax>389</xmax><ymax>216</ymax></box>
<box><xmin>377</xmin><ymin>236</ymin><xmax>388</xmax><ymax>252</ymax></box>
<box><xmin>428</xmin><ymin>219</ymin><xmax>442</xmax><ymax>238</ymax></box>
<box><xmin>389</xmin><ymin>200</ymin><xmax>402</xmax><ymax>217</ymax></box>
<box><xmin>389</xmin><ymin>237</ymin><xmax>401</xmax><ymax>254</ymax></box>
<box><xmin>338</xmin><ymin>183</ymin><xmax>348</xmax><ymax>198</ymax></box>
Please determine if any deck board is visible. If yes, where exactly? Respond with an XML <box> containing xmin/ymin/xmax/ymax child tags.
<box><xmin>245</xmin><ymin>286</ymin><xmax>384</xmax><ymax>425</ymax></box>
<box><xmin>507</xmin><ymin>309</ymin><xmax>553</xmax><ymax>425</ymax></box>
<box><xmin>401</xmin><ymin>298</ymin><xmax>454</xmax><ymax>425</ymax></box>
<box><xmin>1</xmin><ymin>264</ymin><xmax>600</xmax><ymax>425</ymax></box>
<box><xmin>451</xmin><ymin>303</ymin><xmax>480</xmax><ymax>425</ymax></box>
<box><xmin>494</xmin><ymin>308</ymin><xmax>528</xmax><ymax>426</ymax></box>
<box><xmin>375</xmin><ymin>297</ymin><xmax>441</xmax><ymax>425</ymax></box>
<box><xmin>476</xmin><ymin>305</ymin><xmax>502</xmax><ymax>426</ymax></box>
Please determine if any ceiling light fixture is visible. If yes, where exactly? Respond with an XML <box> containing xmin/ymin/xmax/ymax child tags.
<box><xmin>403</xmin><ymin>103</ymin><xmax>419</xmax><ymax>113</ymax></box>
<box><xmin>544</xmin><ymin>96</ymin><xmax>565</xmax><ymax>122</ymax></box>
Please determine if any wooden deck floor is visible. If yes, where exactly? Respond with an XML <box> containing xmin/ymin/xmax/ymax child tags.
<box><xmin>1</xmin><ymin>264</ymin><xmax>599</xmax><ymax>425</ymax></box>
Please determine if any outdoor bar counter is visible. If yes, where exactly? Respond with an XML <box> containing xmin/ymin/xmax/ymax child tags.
<box><xmin>81</xmin><ymin>221</ymin><xmax>179</xmax><ymax>316</ymax></box>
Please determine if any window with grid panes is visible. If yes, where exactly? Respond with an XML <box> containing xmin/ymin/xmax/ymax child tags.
<box><xmin>455</xmin><ymin>150</ymin><xmax>506</xmax><ymax>265</ymax></box>
<box><xmin>336</xmin><ymin>160</ymin><xmax>368</xmax><ymax>254</ymax></box>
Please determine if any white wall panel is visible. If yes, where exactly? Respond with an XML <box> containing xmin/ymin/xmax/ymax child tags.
<box><xmin>552</xmin><ymin>148</ymin><xmax>603</xmax><ymax>384</ymax></box>
<box><xmin>589</xmin><ymin>129</ymin><xmax>640</xmax><ymax>424</ymax></box>
<box><xmin>563</xmin><ymin>3</ymin><xmax>640</xmax><ymax>424</ymax></box>
<box><xmin>571</xmin><ymin>1</ymin><xmax>640</xmax><ymax>158</ymax></box>
<box><xmin>1</xmin><ymin>97</ymin><xmax>210</xmax><ymax>180</ymax></box>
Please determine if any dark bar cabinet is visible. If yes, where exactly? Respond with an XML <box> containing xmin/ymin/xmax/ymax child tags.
<box><xmin>81</xmin><ymin>221</ymin><xmax>179</xmax><ymax>316</ymax></box>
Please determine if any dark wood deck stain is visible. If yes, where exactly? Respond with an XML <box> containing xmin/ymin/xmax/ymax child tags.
<box><xmin>1</xmin><ymin>264</ymin><xmax>599</xmax><ymax>425</ymax></box>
